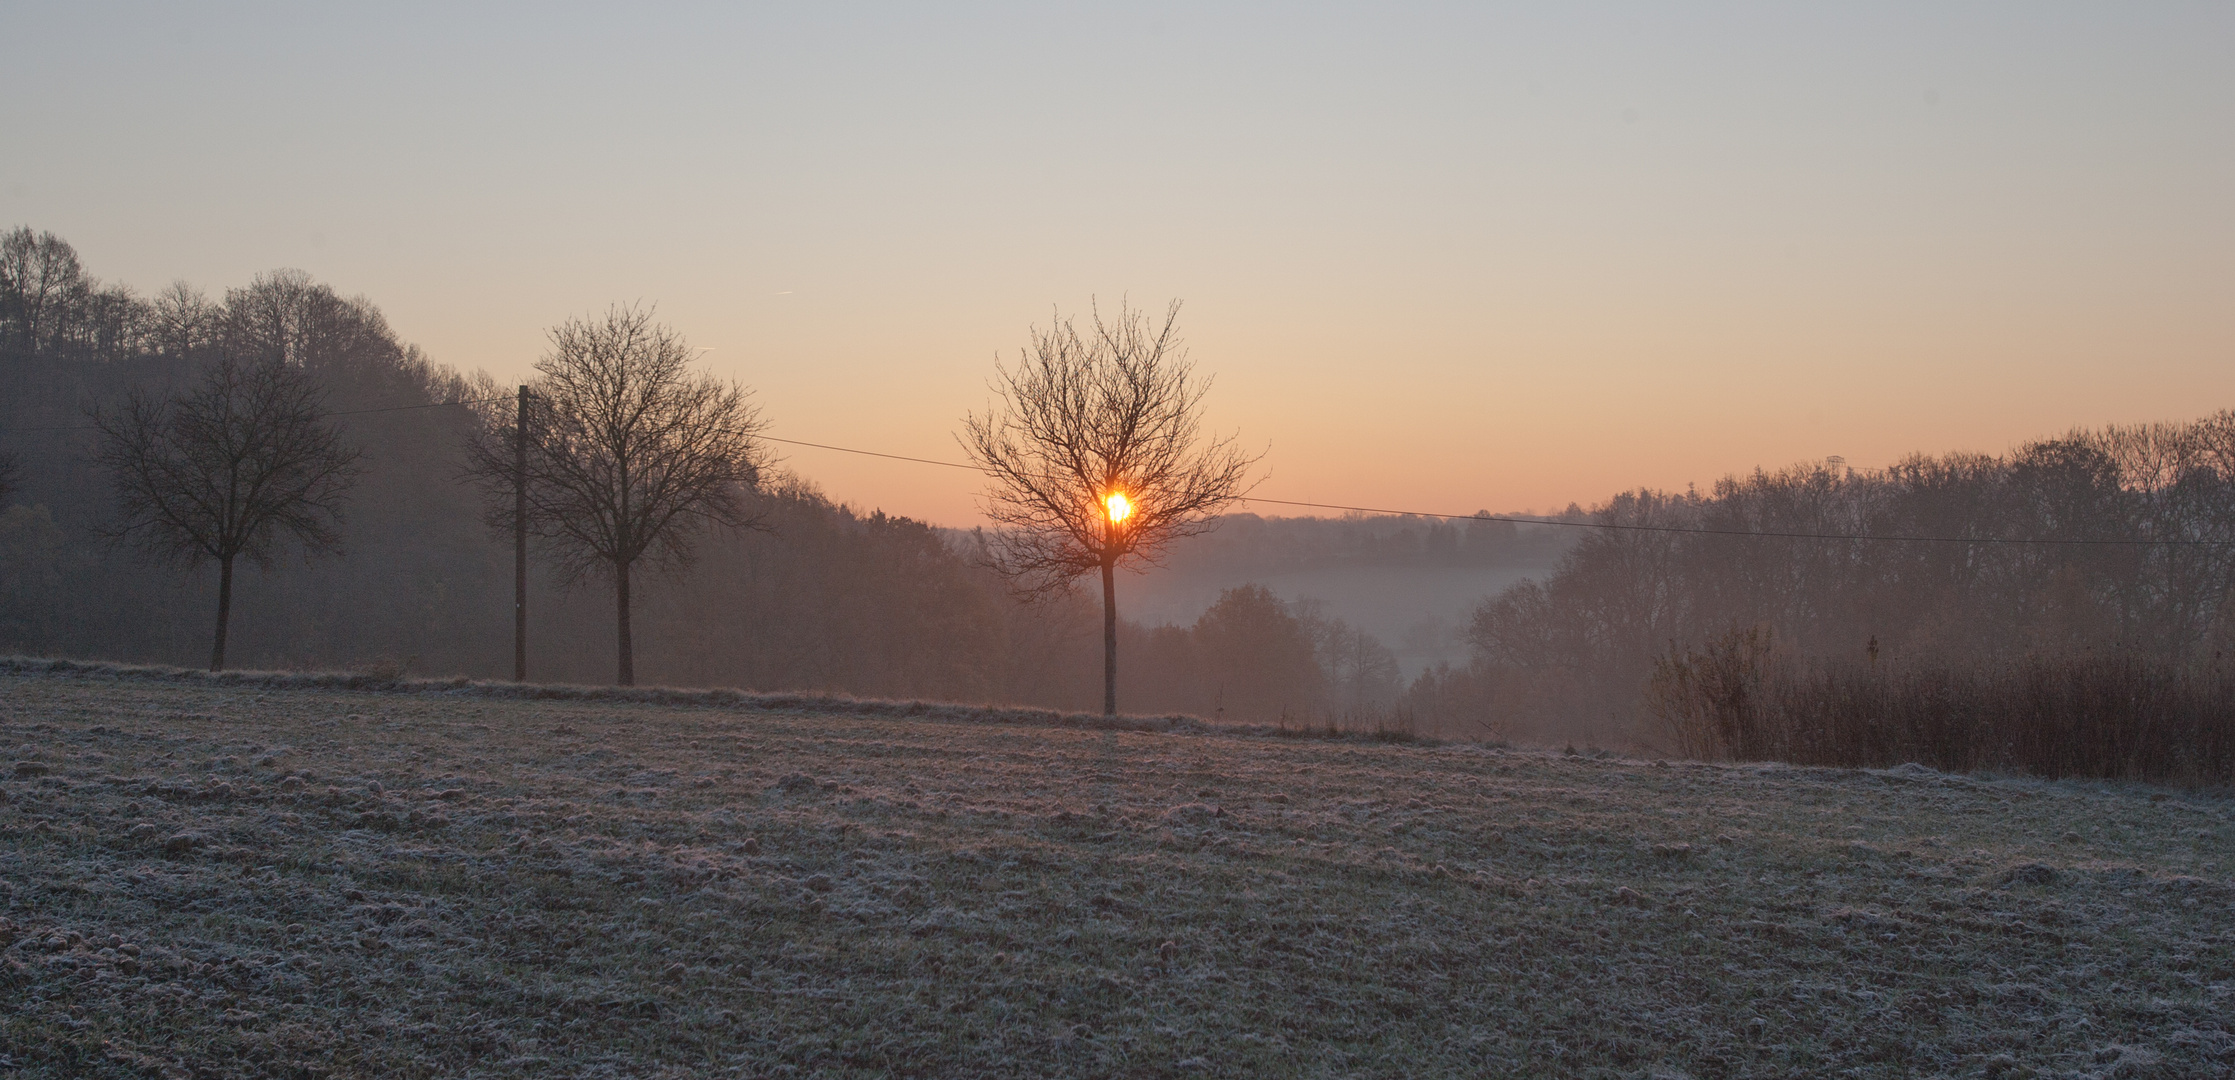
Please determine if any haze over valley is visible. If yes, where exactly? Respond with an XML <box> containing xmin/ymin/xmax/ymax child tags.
<box><xmin>3</xmin><ymin>5</ymin><xmax>2232</xmax><ymax>1077</ymax></box>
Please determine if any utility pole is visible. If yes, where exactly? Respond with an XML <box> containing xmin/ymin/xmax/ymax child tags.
<box><xmin>514</xmin><ymin>385</ymin><xmax>529</xmax><ymax>683</ymax></box>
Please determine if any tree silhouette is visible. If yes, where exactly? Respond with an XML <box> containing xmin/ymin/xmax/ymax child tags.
<box><xmin>1194</xmin><ymin>584</ymin><xmax>1323</xmax><ymax>722</ymax></box>
<box><xmin>0</xmin><ymin>228</ymin><xmax>89</xmax><ymax>357</ymax></box>
<box><xmin>962</xmin><ymin>299</ymin><xmax>1258</xmax><ymax>715</ymax></box>
<box><xmin>469</xmin><ymin>305</ymin><xmax>769</xmax><ymax>686</ymax></box>
<box><xmin>94</xmin><ymin>352</ymin><xmax>361</xmax><ymax>670</ymax></box>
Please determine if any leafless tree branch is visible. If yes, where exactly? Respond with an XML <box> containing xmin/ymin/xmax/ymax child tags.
<box><xmin>92</xmin><ymin>351</ymin><xmax>362</xmax><ymax>670</ymax></box>
<box><xmin>960</xmin><ymin>298</ymin><xmax>1260</xmax><ymax>713</ymax></box>
<box><xmin>463</xmin><ymin>304</ymin><xmax>771</xmax><ymax>685</ymax></box>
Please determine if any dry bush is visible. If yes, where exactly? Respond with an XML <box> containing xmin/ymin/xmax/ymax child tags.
<box><xmin>1651</xmin><ymin>643</ymin><xmax>2235</xmax><ymax>784</ymax></box>
<box><xmin>1768</xmin><ymin>652</ymin><xmax>2235</xmax><ymax>784</ymax></box>
<box><xmin>1646</xmin><ymin>625</ymin><xmax>1777</xmax><ymax>761</ymax></box>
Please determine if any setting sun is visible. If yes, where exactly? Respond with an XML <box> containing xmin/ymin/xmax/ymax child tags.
<box><xmin>8</xmin><ymin>7</ymin><xmax>2233</xmax><ymax>1074</ymax></box>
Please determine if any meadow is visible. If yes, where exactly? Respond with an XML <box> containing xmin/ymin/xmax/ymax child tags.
<box><xmin>2</xmin><ymin>659</ymin><xmax>2230</xmax><ymax>1078</ymax></box>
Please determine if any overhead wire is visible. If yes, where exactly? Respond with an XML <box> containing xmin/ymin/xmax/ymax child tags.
<box><xmin>759</xmin><ymin>434</ymin><xmax>2235</xmax><ymax>548</ymax></box>
<box><xmin>8</xmin><ymin>394</ymin><xmax>2226</xmax><ymax>547</ymax></box>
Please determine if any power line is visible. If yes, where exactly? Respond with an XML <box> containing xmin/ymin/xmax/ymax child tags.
<box><xmin>764</xmin><ymin>433</ymin><xmax>2235</xmax><ymax>548</ymax></box>
<box><xmin>762</xmin><ymin>435</ymin><xmax>982</xmax><ymax>472</ymax></box>
<box><xmin>12</xmin><ymin>396</ymin><xmax>2227</xmax><ymax>548</ymax></box>
<box><xmin>1230</xmin><ymin>494</ymin><xmax>2215</xmax><ymax>547</ymax></box>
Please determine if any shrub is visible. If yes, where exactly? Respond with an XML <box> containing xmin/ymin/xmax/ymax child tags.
<box><xmin>1645</xmin><ymin>626</ymin><xmax>1776</xmax><ymax>762</ymax></box>
<box><xmin>1650</xmin><ymin>642</ymin><xmax>2235</xmax><ymax>784</ymax></box>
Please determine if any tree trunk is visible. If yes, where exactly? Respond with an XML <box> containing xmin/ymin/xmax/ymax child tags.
<box><xmin>1102</xmin><ymin>557</ymin><xmax>1117</xmax><ymax>716</ymax></box>
<box><xmin>615</xmin><ymin>556</ymin><xmax>634</xmax><ymax>687</ymax></box>
<box><xmin>210</xmin><ymin>553</ymin><xmax>234</xmax><ymax>672</ymax></box>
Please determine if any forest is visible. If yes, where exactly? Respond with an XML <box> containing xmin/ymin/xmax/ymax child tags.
<box><xmin>8</xmin><ymin>223</ymin><xmax>2235</xmax><ymax>773</ymax></box>
<box><xmin>1455</xmin><ymin>421</ymin><xmax>2235</xmax><ymax>776</ymax></box>
<box><xmin>0</xmin><ymin>227</ymin><xmax>1450</xmax><ymax>724</ymax></box>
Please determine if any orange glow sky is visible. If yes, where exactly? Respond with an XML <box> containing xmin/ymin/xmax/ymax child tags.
<box><xmin>6</xmin><ymin>5</ymin><xmax>2230</xmax><ymax>527</ymax></box>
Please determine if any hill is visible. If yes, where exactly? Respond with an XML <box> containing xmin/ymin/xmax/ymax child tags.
<box><xmin>1</xmin><ymin>662</ymin><xmax>2230</xmax><ymax>1078</ymax></box>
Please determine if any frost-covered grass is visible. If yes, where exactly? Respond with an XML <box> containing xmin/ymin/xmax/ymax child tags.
<box><xmin>1</xmin><ymin>666</ymin><xmax>2231</xmax><ymax>1078</ymax></box>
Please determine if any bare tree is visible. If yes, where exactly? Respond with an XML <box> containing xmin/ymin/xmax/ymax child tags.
<box><xmin>0</xmin><ymin>227</ymin><xmax>90</xmax><ymax>356</ymax></box>
<box><xmin>468</xmin><ymin>305</ymin><xmax>769</xmax><ymax>686</ymax></box>
<box><xmin>148</xmin><ymin>281</ymin><xmax>221</xmax><ymax>360</ymax></box>
<box><xmin>961</xmin><ymin>299</ymin><xmax>1258</xmax><ymax>715</ymax></box>
<box><xmin>93</xmin><ymin>353</ymin><xmax>362</xmax><ymax>670</ymax></box>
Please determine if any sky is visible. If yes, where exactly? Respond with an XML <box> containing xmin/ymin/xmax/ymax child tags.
<box><xmin>5</xmin><ymin>2</ymin><xmax>2231</xmax><ymax>527</ymax></box>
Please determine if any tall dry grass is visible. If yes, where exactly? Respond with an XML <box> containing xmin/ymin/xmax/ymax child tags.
<box><xmin>1272</xmin><ymin>702</ymin><xmax>1433</xmax><ymax>743</ymax></box>
<box><xmin>1649</xmin><ymin>631</ymin><xmax>2235</xmax><ymax>784</ymax></box>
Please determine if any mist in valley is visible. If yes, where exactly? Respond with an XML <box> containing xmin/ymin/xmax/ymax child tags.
<box><xmin>0</xmin><ymin>231</ymin><xmax>1575</xmax><ymax>734</ymax></box>
<box><xmin>8</xmin><ymin>226</ymin><xmax>2235</xmax><ymax>776</ymax></box>
<box><xmin>1097</xmin><ymin>512</ymin><xmax>1572</xmax><ymax>679</ymax></box>
<box><xmin>9</xmin><ymin>9</ymin><xmax>2235</xmax><ymax>1077</ymax></box>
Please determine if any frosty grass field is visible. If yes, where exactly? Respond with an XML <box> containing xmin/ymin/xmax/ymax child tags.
<box><xmin>1</xmin><ymin>661</ymin><xmax>2230</xmax><ymax>1079</ymax></box>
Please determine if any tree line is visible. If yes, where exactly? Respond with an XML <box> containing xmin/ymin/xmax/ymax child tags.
<box><xmin>1446</xmin><ymin>423</ymin><xmax>2235</xmax><ymax>750</ymax></box>
<box><xmin>42</xmin><ymin>220</ymin><xmax>2209</xmax><ymax>758</ymax></box>
<box><xmin>0</xmin><ymin>226</ymin><xmax>1420</xmax><ymax>724</ymax></box>
<box><xmin>1167</xmin><ymin>510</ymin><xmax>1578</xmax><ymax>573</ymax></box>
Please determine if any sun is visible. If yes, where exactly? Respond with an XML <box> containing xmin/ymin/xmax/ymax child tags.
<box><xmin>1104</xmin><ymin>491</ymin><xmax>1133</xmax><ymax>524</ymax></box>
